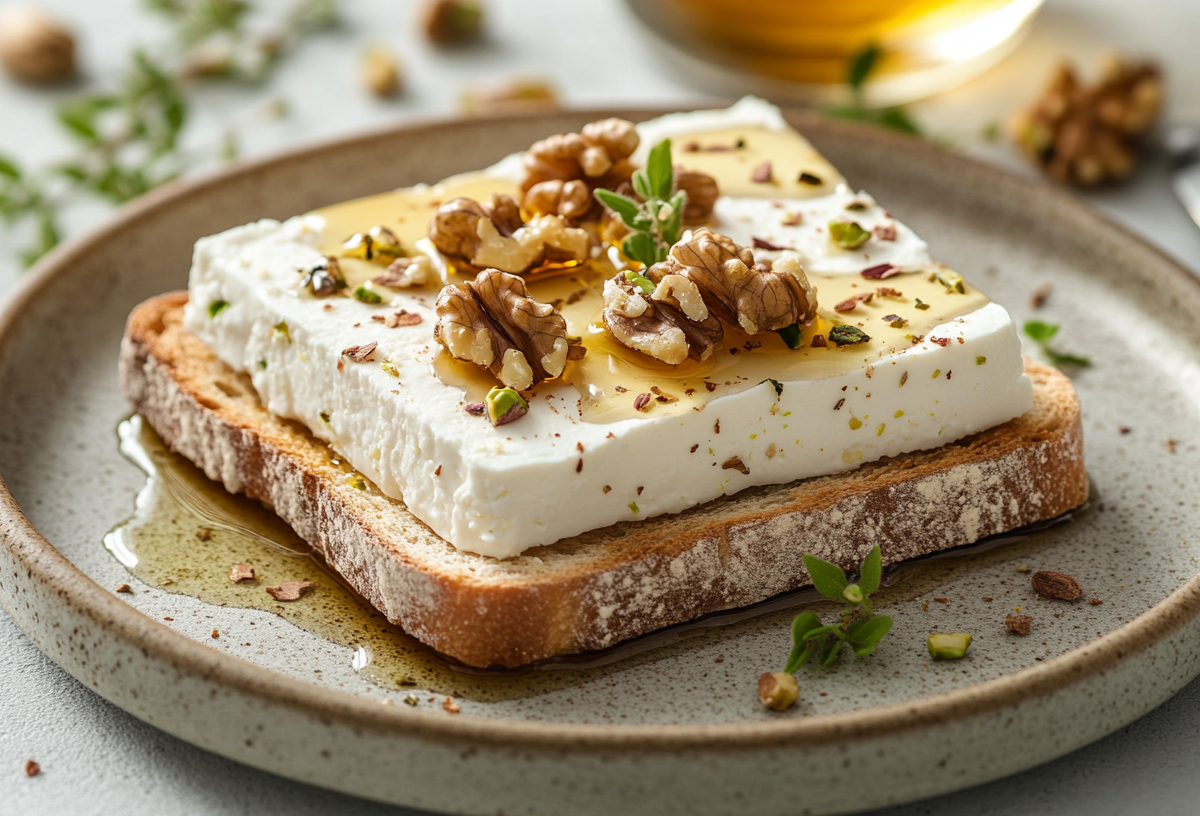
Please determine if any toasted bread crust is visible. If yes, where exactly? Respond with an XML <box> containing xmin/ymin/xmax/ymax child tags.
<box><xmin>120</xmin><ymin>293</ymin><xmax>1088</xmax><ymax>667</ymax></box>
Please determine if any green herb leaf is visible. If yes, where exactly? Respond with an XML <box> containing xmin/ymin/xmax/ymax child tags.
<box><xmin>848</xmin><ymin>43</ymin><xmax>881</xmax><ymax>90</ymax></box>
<box><xmin>777</xmin><ymin>323</ymin><xmax>804</xmax><ymax>349</ymax></box>
<box><xmin>791</xmin><ymin>611</ymin><xmax>822</xmax><ymax>645</ymax></box>
<box><xmin>594</xmin><ymin>189</ymin><xmax>642</xmax><ymax>228</ymax></box>
<box><xmin>631</xmin><ymin>169</ymin><xmax>652</xmax><ymax>202</ymax></box>
<box><xmin>858</xmin><ymin>545</ymin><xmax>882</xmax><ymax>595</ymax></box>
<box><xmin>646</xmin><ymin>138</ymin><xmax>674</xmax><ymax>201</ymax></box>
<box><xmin>56</xmin><ymin>104</ymin><xmax>101</xmax><ymax>143</ymax></box>
<box><xmin>802</xmin><ymin>553</ymin><xmax>849</xmax><ymax>600</ymax></box>
<box><xmin>783</xmin><ymin>644</ymin><xmax>811</xmax><ymax>674</ymax></box>
<box><xmin>622</xmin><ymin>231</ymin><xmax>659</xmax><ymax>268</ymax></box>
<box><xmin>1022</xmin><ymin>320</ymin><xmax>1059</xmax><ymax>343</ymax></box>
<box><xmin>1045</xmin><ymin>349</ymin><xmax>1092</xmax><ymax>368</ymax></box>
<box><xmin>846</xmin><ymin>615</ymin><xmax>892</xmax><ymax>656</ymax></box>
<box><xmin>0</xmin><ymin>155</ymin><xmax>21</xmax><ymax>180</ymax></box>
<box><xmin>663</xmin><ymin>189</ymin><xmax>687</xmax><ymax>246</ymax></box>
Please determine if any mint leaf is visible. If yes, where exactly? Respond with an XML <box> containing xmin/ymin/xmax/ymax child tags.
<box><xmin>848</xmin><ymin>44</ymin><xmax>881</xmax><ymax>90</ymax></box>
<box><xmin>858</xmin><ymin>545</ymin><xmax>882</xmax><ymax>595</ymax></box>
<box><xmin>846</xmin><ymin>616</ymin><xmax>893</xmax><ymax>656</ymax></box>
<box><xmin>646</xmin><ymin>138</ymin><xmax>674</xmax><ymax>201</ymax></box>
<box><xmin>790</xmin><ymin>611</ymin><xmax>822</xmax><ymax>645</ymax></box>
<box><xmin>594</xmin><ymin>189</ymin><xmax>641</xmax><ymax>228</ymax></box>
<box><xmin>1022</xmin><ymin>320</ymin><xmax>1059</xmax><ymax>343</ymax></box>
<box><xmin>663</xmin><ymin>189</ymin><xmax>686</xmax><ymax>245</ymax></box>
<box><xmin>802</xmin><ymin>554</ymin><xmax>848</xmax><ymax>600</ymax></box>
<box><xmin>783</xmin><ymin>644</ymin><xmax>811</xmax><ymax>674</ymax></box>
<box><xmin>632</xmin><ymin>169</ymin><xmax>652</xmax><ymax>202</ymax></box>
<box><xmin>622</xmin><ymin>232</ymin><xmax>659</xmax><ymax>268</ymax></box>
<box><xmin>1046</xmin><ymin>349</ymin><xmax>1092</xmax><ymax>368</ymax></box>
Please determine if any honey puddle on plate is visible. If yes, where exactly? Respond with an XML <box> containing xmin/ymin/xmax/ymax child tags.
<box><xmin>105</xmin><ymin>415</ymin><xmax>1086</xmax><ymax>701</ymax></box>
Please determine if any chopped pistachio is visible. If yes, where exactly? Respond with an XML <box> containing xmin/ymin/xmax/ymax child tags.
<box><xmin>934</xmin><ymin>269</ymin><xmax>965</xmax><ymax>294</ymax></box>
<box><xmin>346</xmin><ymin>473</ymin><xmax>367</xmax><ymax>491</ymax></box>
<box><xmin>381</xmin><ymin>360</ymin><xmax>401</xmax><ymax>379</ymax></box>
<box><xmin>883</xmin><ymin>314</ymin><xmax>907</xmax><ymax>328</ymax></box>
<box><xmin>256</xmin><ymin>359</ymin><xmax>267</xmax><ymax>370</ymax></box>
<box><xmin>353</xmin><ymin>284</ymin><xmax>384</xmax><ymax>304</ymax></box>
<box><xmin>758</xmin><ymin>672</ymin><xmax>799</xmax><ymax>711</ymax></box>
<box><xmin>301</xmin><ymin>257</ymin><xmax>347</xmax><ymax>297</ymax></box>
<box><xmin>484</xmin><ymin>386</ymin><xmax>528</xmax><ymax>427</ymax></box>
<box><xmin>319</xmin><ymin>411</ymin><xmax>331</xmax><ymax>423</ymax></box>
<box><xmin>404</xmin><ymin>692</ymin><xmax>419</xmax><ymax>706</ymax></box>
<box><xmin>976</xmin><ymin>355</ymin><xmax>987</xmax><ymax>365</ymax></box>
<box><xmin>828</xmin><ymin>220</ymin><xmax>871</xmax><ymax>250</ymax></box>
<box><xmin>623</xmin><ymin>269</ymin><xmax>654</xmax><ymax>296</ymax></box>
<box><xmin>629</xmin><ymin>500</ymin><xmax>640</xmax><ymax>514</ymax></box>
<box><xmin>777</xmin><ymin>323</ymin><xmax>804</xmax><ymax>349</ymax></box>
<box><xmin>342</xmin><ymin>225</ymin><xmax>404</xmax><ymax>263</ymax></box>
<box><xmin>273</xmin><ymin>321</ymin><xmax>291</xmax><ymax>343</ymax></box>
<box><xmin>828</xmin><ymin>325</ymin><xmax>871</xmax><ymax>346</ymax></box>
<box><xmin>927</xmin><ymin>632</ymin><xmax>972</xmax><ymax>660</ymax></box>
<box><xmin>914</xmin><ymin>298</ymin><xmax>930</xmax><ymax>310</ymax></box>
<box><xmin>207</xmin><ymin>299</ymin><xmax>230</xmax><ymax>318</ymax></box>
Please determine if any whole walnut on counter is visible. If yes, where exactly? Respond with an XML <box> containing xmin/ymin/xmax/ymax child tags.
<box><xmin>1012</xmin><ymin>57</ymin><xmax>1162</xmax><ymax>186</ymax></box>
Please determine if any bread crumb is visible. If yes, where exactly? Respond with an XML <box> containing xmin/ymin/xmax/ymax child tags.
<box><xmin>1005</xmin><ymin>614</ymin><xmax>1033</xmax><ymax>635</ymax></box>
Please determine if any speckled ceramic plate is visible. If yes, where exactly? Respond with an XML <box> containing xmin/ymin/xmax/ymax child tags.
<box><xmin>3</xmin><ymin>110</ymin><xmax>1200</xmax><ymax>816</ymax></box>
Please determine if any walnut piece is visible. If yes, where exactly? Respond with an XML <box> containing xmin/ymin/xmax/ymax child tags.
<box><xmin>434</xmin><ymin>269</ymin><xmax>584</xmax><ymax>390</ymax></box>
<box><xmin>521</xmin><ymin>118</ymin><xmax>639</xmax><ymax>196</ymax></box>
<box><xmin>373</xmin><ymin>255</ymin><xmax>438</xmax><ymax>289</ymax></box>
<box><xmin>659</xmin><ymin>227</ymin><xmax>818</xmax><ymax>335</ymax></box>
<box><xmin>522</xmin><ymin>178</ymin><xmax>592</xmax><ymax>221</ymax></box>
<box><xmin>673</xmin><ymin>166</ymin><xmax>719</xmax><ymax>224</ymax></box>
<box><xmin>428</xmin><ymin>195</ymin><xmax>590</xmax><ymax>274</ymax></box>
<box><xmin>1012</xmin><ymin>58</ymin><xmax>1162</xmax><ymax>186</ymax></box>
<box><xmin>601</xmin><ymin>273</ymin><xmax>722</xmax><ymax>365</ymax></box>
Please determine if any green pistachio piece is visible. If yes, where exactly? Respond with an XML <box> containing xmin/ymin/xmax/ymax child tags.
<box><xmin>828</xmin><ymin>220</ymin><xmax>871</xmax><ymax>250</ymax></box>
<box><xmin>353</xmin><ymin>285</ymin><xmax>383</xmax><ymax>304</ymax></box>
<box><xmin>927</xmin><ymin>632</ymin><xmax>972</xmax><ymax>660</ymax></box>
<box><xmin>935</xmin><ymin>269</ymin><xmax>965</xmax><ymax>294</ymax></box>
<box><xmin>485</xmin><ymin>386</ymin><xmax>528</xmax><ymax>427</ymax></box>
<box><xmin>914</xmin><ymin>298</ymin><xmax>930</xmax><ymax>310</ymax></box>
<box><xmin>273</xmin><ymin>321</ymin><xmax>291</xmax><ymax>343</ymax></box>
<box><xmin>828</xmin><ymin>325</ymin><xmax>871</xmax><ymax>346</ymax></box>
<box><xmin>207</xmin><ymin>299</ymin><xmax>229</xmax><ymax>318</ymax></box>
<box><xmin>346</xmin><ymin>473</ymin><xmax>367</xmax><ymax>491</ymax></box>
<box><xmin>624</xmin><ymin>269</ymin><xmax>655</xmax><ymax>296</ymax></box>
<box><xmin>302</xmin><ymin>256</ymin><xmax>346</xmax><ymax>297</ymax></box>
<box><xmin>342</xmin><ymin>225</ymin><xmax>405</xmax><ymax>262</ymax></box>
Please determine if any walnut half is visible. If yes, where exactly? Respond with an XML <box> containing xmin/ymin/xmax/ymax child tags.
<box><xmin>601</xmin><ymin>229</ymin><xmax>818</xmax><ymax>363</ymax></box>
<box><xmin>602</xmin><ymin>271</ymin><xmax>722</xmax><ymax>365</ymax></box>
<box><xmin>433</xmin><ymin>269</ymin><xmax>584</xmax><ymax>390</ymax></box>
<box><xmin>429</xmin><ymin>195</ymin><xmax>591</xmax><ymax>275</ymax></box>
<box><xmin>662</xmin><ymin>228</ymin><xmax>817</xmax><ymax>335</ymax></box>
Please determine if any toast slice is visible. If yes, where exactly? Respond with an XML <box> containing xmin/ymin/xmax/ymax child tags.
<box><xmin>121</xmin><ymin>293</ymin><xmax>1088</xmax><ymax>668</ymax></box>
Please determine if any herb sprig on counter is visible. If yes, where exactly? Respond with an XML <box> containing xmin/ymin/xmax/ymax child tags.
<box><xmin>594</xmin><ymin>138</ymin><xmax>687</xmax><ymax>268</ymax></box>
<box><xmin>784</xmin><ymin>546</ymin><xmax>893</xmax><ymax>670</ymax></box>
<box><xmin>1023</xmin><ymin>320</ymin><xmax>1091</xmax><ymax>368</ymax></box>
<box><xmin>823</xmin><ymin>43</ymin><xmax>923</xmax><ymax>137</ymax></box>
<box><xmin>0</xmin><ymin>0</ymin><xmax>337</xmax><ymax>267</ymax></box>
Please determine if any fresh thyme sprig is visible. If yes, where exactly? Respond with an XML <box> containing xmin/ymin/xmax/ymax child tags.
<box><xmin>0</xmin><ymin>0</ymin><xmax>337</xmax><ymax>267</ymax></box>
<box><xmin>823</xmin><ymin>44</ymin><xmax>923</xmax><ymax>137</ymax></box>
<box><xmin>784</xmin><ymin>546</ymin><xmax>894</xmax><ymax>670</ymax></box>
<box><xmin>594</xmin><ymin>138</ymin><xmax>687</xmax><ymax>268</ymax></box>
<box><xmin>1023</xmin><ymin>320</ymin><xmax>1091</xmax><ymax>368</ymax></box>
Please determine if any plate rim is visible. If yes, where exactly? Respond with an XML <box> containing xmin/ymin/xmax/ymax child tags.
<box><xmin>3</xmin><ymin>107</ymin><xmax>1200</xmax><ymax>754</ymax></box>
